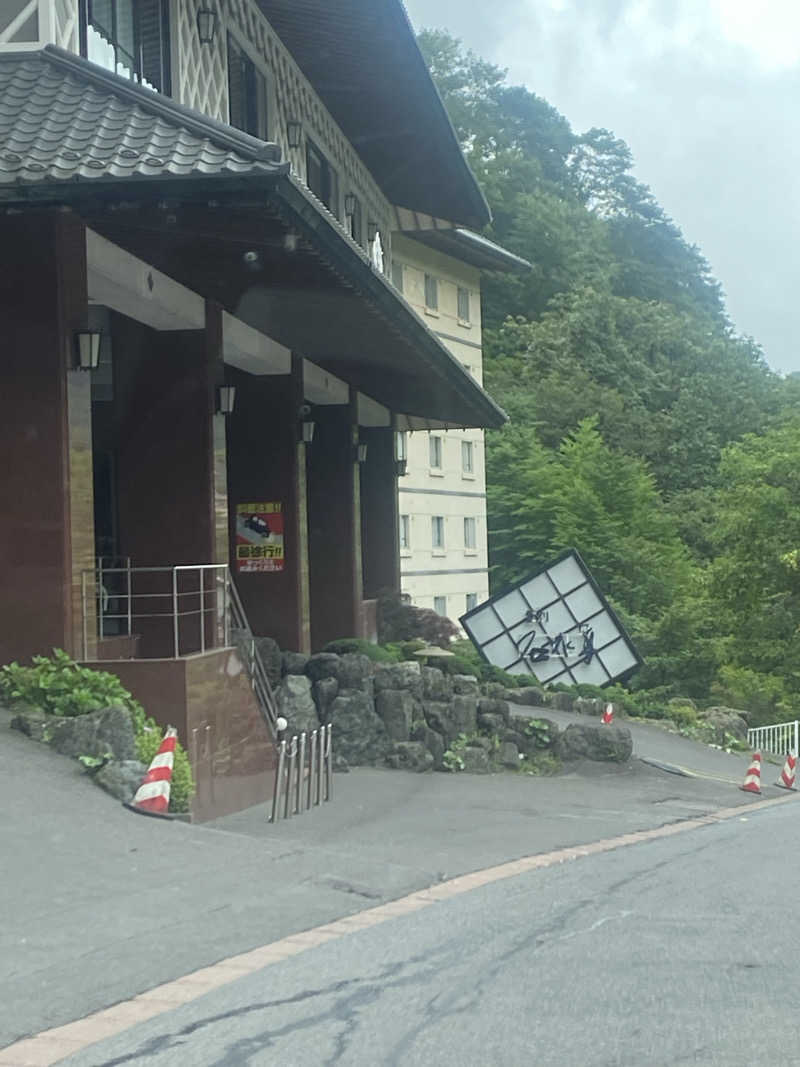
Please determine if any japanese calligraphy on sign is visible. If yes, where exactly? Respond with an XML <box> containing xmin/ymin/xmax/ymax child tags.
<box><xmin>235</xmin><ymin>502</ymin><xmax>284</xmax><ymax>573</ymax></box>
<box><xmin>459</xmin><ymin>549</ymin><xmax>641</xmax><ymax>688</ymax></box>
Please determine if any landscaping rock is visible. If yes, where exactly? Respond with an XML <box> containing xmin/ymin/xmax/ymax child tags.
<box><xmin>328</xmin><ymin>690</ymin><xmax>390</xmax><ymax>765</ymax></box>
<box><xmin>46</xmin><ymin>706</ymin><xmax>137</xmax><ymax>761</ymax></box>
<box><xmin>305</xmin><ymin>653</ymin><xmax>341</xmax><ymax>683</ymax></box>
<box><xmin>507</xmin><ymin>686</ymin><xmax>548</xmax><ymax>708</ymax></box>
<box><xmin>281</xmin><ymin>651</ymin><xmax>309</xmax><ymax>676</ymax></box>
<box><xmin>276</xmin><ymin>675</ymin><xmax>319</xmax><ymax>734</ymax></box>
<box><xmin>451</xmin><ymin>695</ymin><xmax>478</xmax><ymax>737</ymax></box>
<box><xmin>452</xmin><ymin>674</ymin><xmax>480</xmax><ymax>696</ymax></box>
<box><xmin>461</xmin><ymin>747</ymin><xmax>490</xmax><ymax>774</ymax></box>
<box><xmin>422</xmin><ymin>701</ymin><xmax>456</xmax><ymax>745</ymax></box>
<box><xmin>312</xmin><ymin>677</ymin><xmax>339</xmax><ymax>723</ymax></box>
<box><xmin>478</xmin><ymin>697</ymin><xmax>511</xmax><ymax>725</ymax></box>
<box><xmin>422</xmin><ymin>666</ymin><xmax>452</xmax><ymax>702</ymax></box>
<box><xmin>555</xmin><ymin>723</ymin><xmax>633</xmax><ymax>763</ymax></box>
<box><xmin>502</xmin><ymin>728</ymin><xmax>527</xmax><ymax>751</ymax></box>
<box><xmin>385</xmin><ymin>741</ymin><xmax>433</xmax><ymax>773</ymax></box>
<box><xmin>499</xmin><ymin>741</ymin><xmax>520</xmax><ymax>768</ymax></box>
<box><xmin>410</xmin><ymin>721</ymin><xmax>445</xmax><ymax>770</ymax></box>
<box><xmin>481</xmin><ymin>682</ymin><xmax>509</xmax><ymax>700</ymax></box>
<box><xmin>467</xmin><ymin>736</ymin><xmax>492</xmax><ymax>751</ymax></box>
<box><xmin>574</xmin><ymin>697</ymin><xmax>603</xmax><ymax>717</ymax></box>
<box><xmin>514</xmin><ymin>716</ymin><xmax>560</xmax><ymax>753</ymax></box>
<box><xmin>254</xmin><ymin>637</ymin><xmax>282</xmax><ymax>687</ymax></box>
<box><xmin>477</xmin><ymin>711</ymin><xmax>507</xmax><ymax>737</ymax></box>
<box><xmin>697</xmin><ymin>706</ymin><xmax>749</xmax><ymax>742</ymax></box>
<box><xmin>336</xmin><ymin>653</ymin><xmax>374</xmax><ymax>694</ymax></box>
<box><xmin>547</xmin><ymin>691</ymin><xmax>575</xmax><ymax>712</ymax></box>
<box><xmin>373</xmin><ymin>661</ymin><xmax>422</xmax><ymax>699</ymax></box>
<box><xmin>375</xmin><ymin>689</ymin><xmax>414</xmax><ymax>741</ymax></box>
<box><xmin>94</xmin><ymin>759</ymin><xmax>147</xmax><ymax>803</ymax></box>
<box><xmin>9</xmin><ymin>707</ymin><xmax>49</xmax><ymax>742</ymax></box>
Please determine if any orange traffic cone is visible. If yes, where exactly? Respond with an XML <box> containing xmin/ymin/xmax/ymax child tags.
<box><xmin>126</xmin><ymin>726</ymin><xmax>177</xmax><ymax>816</ymax></box>
<box><xmin>601</xmin><ymin>703</ymin><xmax>614</xmax><ymax>725</ymax></box>
<box><xmin>740</xmin><ymin>752</ymin><xmax>762</xmax><ymax>795</ymax></box>
<box><xmin>776</xmin><ymin>752</ymin><xmax>797</xmax><ymax>791</ymax></box>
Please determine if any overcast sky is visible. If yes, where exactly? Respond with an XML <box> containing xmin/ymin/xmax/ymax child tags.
<box><xmin>404</xmin><ymin>0</ymin><xmax>800</xmax><ymax>374</ymax></box>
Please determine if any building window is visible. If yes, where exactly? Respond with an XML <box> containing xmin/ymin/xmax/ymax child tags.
<box><xmin>392</xmin><ymin>260</ymin><xmax>404</xmax><ymax>294</ymax></box>
<box><xmin>424</xmin><ymin>273</ymin><xmax>438</xmax><ymax>311</ymax></box>
<box><xmin>429</xmin><ymin>435</ymin><xmax>442</xmax><ymax>469</ymax></box>
<box><xmin>432</xmin><ymin>516</ymin><xmax>445</xmax><ymax>550</ymax></box>
<box><xmin>462</xmin><ymin>440</ymin><xmax>474</xmax><ymax>474</ymax></box>
<box><xmin>396</xmin><ymin>430</ymin><xmax>408</xmax><ymax>462</ymax></box>
<box><xmin>434</xmin><ymin>595</ymin><xmax>447</xmax><ymax>616</ymax></box>
<box><xmin>466</xmin><ymin>593</ymin><xmax>478</xmax><ymax>612</ymax></box>
<box><xmin>457</xmin><ymin>286</ymin><xmax>471</xmax><ymax>323</ymax></box>
<box><xmin>399</xmin><ymin>514</ymin><xmax>410</xmax><ymax>550</ymax></box>
<box><xmin>227</xmin><ymin>34</ymin><xmax>268</xmax><ymax>139</ymax></box>
<box><xmin>87</xmin><ymin>0</ymin><xmax>170</xmax><ymax>92</ymax></box>
<box><xmin>464</xmin><ymin>516</ymin><xmax>477</xmax><ymax>549</ymax></box>
<box><xmin>306</xmin><ymin>140</ymin><xmax>339</xmax><ymax>217</ymax></box>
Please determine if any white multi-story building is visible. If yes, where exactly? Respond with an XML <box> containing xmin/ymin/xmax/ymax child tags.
<box><xmin>390</xmin><ymin>228</ymin><xmax>530</xmax><ymax>626</ymax></box>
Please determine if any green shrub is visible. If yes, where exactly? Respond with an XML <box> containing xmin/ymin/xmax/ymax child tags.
<box><xmin>135</xmin><ymin>724</ymin><xmax>195</xmax><ymax>814</ymax></box>
<box><xmin>518</xmin><ymin>752</ymin><xmax>562</xmax><ymax>776</ymax></box>
<box><xmin>669</xmin><ymin>704</ymin><xmax>698</xmax><ymax>728</ymax></box>
<box><xmin>323</xmin><ymin>638</ymin><xmax>400</xmax><ymax>663</ymax></box>
<box><xmin>0</xmin><ymin>648</ymin><xmax>144</xmax><ymax>719</ymax></box>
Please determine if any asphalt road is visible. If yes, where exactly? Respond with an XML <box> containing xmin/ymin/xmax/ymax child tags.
<box><xmin>61</xmin><ymin>799</ymin><xmax>799</xmax><ymax>1067</ymax></box>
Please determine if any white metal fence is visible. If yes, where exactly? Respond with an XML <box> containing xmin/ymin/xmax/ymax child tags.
<box><xmin>747</xmin><ymin>720</ymin><xmax>799</xmax><ymax>757</ymax></box>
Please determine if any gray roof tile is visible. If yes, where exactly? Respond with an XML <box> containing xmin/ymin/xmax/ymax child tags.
<box><xmin>0</xmin><ymin>47</ymin><xmax>286</xmax><ymax>190</ymax></box>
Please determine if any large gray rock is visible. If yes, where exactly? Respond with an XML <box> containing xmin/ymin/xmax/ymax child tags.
<box><xmin>45</xmin><ymin>706</ymin><xmax>137</xmax><ymax>761</ymax></box>
<box><xmin>452</xmin><ymin>674</ymin><xmax>480</xmax><ymax>696</ymax></box>
<box><xmin>481</xmin><ymin>682</ymin><xmax>509</xmax><ymax>700</ymax></box>
<box><xmin>375</xmin><ymin>689</ymin><xmax>414</xmax><ymax>741</ymax></box>
<box><xmin>94</xmin><ymin>759</ymin><xmax>148</xmax><ymax>802</ymax></box>
<box><xmin>514</xmin><ymin>716</ymin><xmax>560</xmax><ymax>753</ymax></box>
<box><xmin>461</xmin><ymin>746</ymin><xmax>490</xmax><ymax>774</ymax></box>
<box><xmin>499</xmin><ymin>741</ymin><xmax>520</xmax><ymax>768</ymax></box>
<box><xmin>254</xmin><ymin>637</ymin><xmax>282</xmax><ymax>687</ymax></box>
<box><xmin>281</xmin><ymin>651</ymin><xmax>309</xmax><ymax>676</ymax></box>
<box><xmin>478</xmin><ymin>697</ymin><xmax>511</xmax><ymax>726</ymax></box>
<box><xmin>410</xmin><ymin>721</ymin><xmax>445</xmax><ymax>770</ymax></box>
<box><xmin>451</xmin><ymin>695</ymin><xmax>478</xmax><ymax>737</ymax></box>
<box><xmin>373</xmin><ymin>661</ymin><xmax>422</xmax><ymax>699</ymax></box>
<box><xmin>555</xmin><ymin>723</ymin><xmax>633</xmax><ymax>763</ymax></box>
<box><xmin>574</xmin><ymin>697</ymin><xmax>603</xmax><ymax>717</ymax></box>
<box><xmin>547</xmin><ymin>691</ymin><xmax>575</xmax><ymax>712</ymax></box>
<box><xmin>305</xmin><ymin>653</ymin><xmax>341</xmax><ymax>683</ymax></box>
<box><xmin>328</xmin><ymin>690</ymin><xmax>390</xmax><ymax>765</ymax></box>
<box><xmin>336</xmin><ymin>654</ymin><xmax>374</xmax><ymax>694</ymax></box>
<box><xmin>276</xmin><ymin>674</ymin><xmax>319</xmax><ymax>734</ymax></box>
<box><xmin>312</xmin><ymin>677</ymin><xmax>339</xmax><ymax>724</ymax></box>
<box><xmin>385</xmin><ymin>741</ymin><xmax>434</xmax><ymax>773</ymax></box>
<box><xmin>697</xmin><ymin>706</ymin><xmax>749</xmax><ymax>742</ymax></box>
<box><xmin>507</xmin><ymin>686</ymin><xmax>548</xmax><ymax>708</ymax></box>
<box><xmin>477</xmin><ymin>712</ymin><xmax>507</xmax><ymax>737</ymax></box>
<box><xmin>422</xmin><ymin>666</ymin><xmax>453</xmax><ymax>703</ymax></box>
<box><xmin>9</xmin><ymin>707</ymin><xmax>49</xmax><ymax>742</ymax></box>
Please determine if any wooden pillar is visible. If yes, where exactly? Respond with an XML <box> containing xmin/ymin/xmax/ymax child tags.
<box><xmin>0</xmin><ymin>211</ymin><xmax>91</xmax><ymax>664</ymax></box>
<box><xmin>307</xmin><ymin>388</ymin><xmax>363</xmax><ymax>649</ymax></box>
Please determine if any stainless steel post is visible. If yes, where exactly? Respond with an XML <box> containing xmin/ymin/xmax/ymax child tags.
<box><xmin>270</xmin><ymin>740</ymin><xmax>286</xmax><ymax>822</ymax></box>
<box><xmin>316</xmin><ymin>726</ymin><xmax>324</xmax><ymax>805</ymax></box>
<box><xmin>324</xmin><ymin>724</ymin><xmax>333</xmax><ymax>801</ymax></box>
<box><xmin>296</xmin><ymin>731</ymin><xmax>307</xmax><ymax>814</ymax></box>
<box><xmin>308</xmin><ymin>729</ymin><xmax>317</xmax><ymax>809</ymax></box>
<box><xmin>284</xmin><ymin>736</ymin><xmax>296</xmax><ymax>818</ymax></box>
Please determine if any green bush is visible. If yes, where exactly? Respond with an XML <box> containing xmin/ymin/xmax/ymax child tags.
<box><xmin>518</xmin><ymin>752</ymin><xmax>562</xmax><ymax>776</ymax></box>
<box><xmin>0</xmin><ymin>648</ymin><xmax>144</xmax><ymax>719</ymax></box>
<box><xmin>323</xmin><ymin>638</ymin><xmax>400</xmax><ymax>663</ymax></box>
<box><xmin>669</xmin><ymin>704</ymin><xmax>698</xmax><ymax>728</ymax></box>
<box><xmin>135</xmin><ymin>724</ymin><xmax>195</xmax><ymax>814</ymax></box>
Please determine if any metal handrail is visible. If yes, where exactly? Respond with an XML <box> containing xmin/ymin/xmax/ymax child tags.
<box><xmin>747</xmin><ymin>719</ymin><xmax>799</xmax><ymax>757</ymax></box>
<box><xmin>225</xmin><ymin>573</ymin><xmax>280</xmax><ymax>736</ymax></box>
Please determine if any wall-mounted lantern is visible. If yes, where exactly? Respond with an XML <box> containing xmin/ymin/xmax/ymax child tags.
<box><xmin>286</xmin><ymin>119</ymin><xmax>302</xmax><ymax>150</ymax></box>
<box><xmin>74</xmin><ymin>331</ymin><xmax>101</xmax><ymax>371</ymax></box>
<box><xmin>217</xmin><ymin>385</ymin><xmax>236</xmax><ymax>415</ymax></box>
<box><xmin>299</xmin><ymin>403</ymin><xmax>315</xmax><ymax>443</ymax></box>
<box><xmin>355</xmin><ymin>441</ymin><xmax>368</xmax><ymax>464</ymax></box>
<box><xmin>196</xmin><ymin>7</ymin><xmax>217</xmax><ymax>44</ymax></box>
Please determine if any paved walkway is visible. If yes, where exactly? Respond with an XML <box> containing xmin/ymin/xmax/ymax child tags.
<box><xmin>0</xmin><ymin>704</ymin><xmax>784</xmax><ymax>1051</ymax></box>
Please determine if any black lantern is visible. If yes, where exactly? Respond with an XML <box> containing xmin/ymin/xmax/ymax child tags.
<box><xmin>217</xmin><ymin>385</ymin><xmax>236</xmax><ymax>415</ymax></box>
<box><xmin>196</xmin><ymin>7</ymin><xmax>217</xmax><ymax>44</ymax></box>
<box><xmin>286</xmin><ymin>120</ymin><xmax>302</xmax><ymax>149</ymax></box>
<box><xmin>75</xmin><ymin>331</ymin><xmax>101</xmax><ymax>370</ymax></box>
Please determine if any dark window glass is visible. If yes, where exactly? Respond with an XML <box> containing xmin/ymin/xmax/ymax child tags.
<box><xmin>228</xmin><ymin>34</ymin><xmax>268</xmax><ymax>139</ymax></box>
<box><xmin>87</xmin><ymin>0</ymin><xmax>169</xmax><ymax>92</ymax></box>
<box><xmin>347</xmin><ymin>196</ymin><xmax>362</xmax><ymax>245</ymax></box>
<box><xmin>424</xmin><ymin>273</ymin><xmax>438</xmax><ymax>310</ymax></box>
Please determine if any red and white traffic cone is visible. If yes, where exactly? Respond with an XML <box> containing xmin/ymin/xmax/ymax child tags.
<box><xmin>776</xmin><ymin>751</ymin><xmax>797</xmax><ymax>791</ymax></box>
<box><xmin>601</xmin><ymin>703</ymin><xmax>614</xmax><ymax>725</ymax></box>
<box><xmin>740</xmin><ymin>752</ymin><xmax>762</xmax><ymax>795</ymax></box>
<box><xmin>127</xmin><ymin>726</ymin><xmax>177</xmax><ymax>816</ymax></box>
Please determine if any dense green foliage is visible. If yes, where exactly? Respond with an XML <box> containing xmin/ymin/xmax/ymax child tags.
<box><xmin>418</xmin><ymin>30</ymin><xmax>800</xmax><ymax>721</ymax></box>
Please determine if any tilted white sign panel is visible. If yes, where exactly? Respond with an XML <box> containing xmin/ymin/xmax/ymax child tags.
<box><xmin>460</xmin><ymin>549</ymin><xmax>642</xmax><ymax>687</ymax></box>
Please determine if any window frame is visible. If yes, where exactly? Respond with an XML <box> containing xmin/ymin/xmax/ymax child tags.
<box><xmin>464</xmin><ymin>516</ymin><xmax>477</xmax><ymax>550</ymax></box>
<box><xmin>424</xmin><ymin>273</ymin><xmax>439</xmax><ymax>312</ymax></box>
<box><xmin>434</xmin><ymin>595</ymin><xmax>447</xmax><ymax>617</ymax></box>
<box><xmin>466</xmin><ymin>593</ymin><xmax>478</xmax><ymax>613</ymax></box>
<box><xmin>431</xmin><ymin>515</ymin><xmax>445</xmax><ymax>550</ymax></box>
<box><xmin>399</xmin><ymin>514</ymin><xmax>411</xmax><ymax>551</ymax></box>
<box><xmin>305</xmin><ymin>138</ymin><xmax>339</xmax><ymax>218</ymax></box>
<box><xmin>227</xmin><ymin>31</ymin><xmax>269</xmax><ymax>141</ymax></box>
<box><xmin>461</xmin><ymin>439</ymin><xmax>474</xmax><ymax>474</ymax></box>
<box><xmin>429</xmin><ymin>434</ymin><xmax>443</xmax><ymax>469</ymax></box>
<box><xmin>85</xmin><ymin>0</ymin><xmax>171</xmax><ymax>94</ymax></box>
<box><xmin>457</xmin><ymin>286</ymin><xmax>471</xmax><ymax>323</ymax></box>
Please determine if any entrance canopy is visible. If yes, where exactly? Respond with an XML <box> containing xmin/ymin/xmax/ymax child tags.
<box><xmin>0</xmin><ymin>47</ymin><xmax>506</xmax><ymax>429</ymax></box>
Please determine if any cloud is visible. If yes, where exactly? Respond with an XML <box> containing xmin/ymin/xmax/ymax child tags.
<box><xmin>404</xmin><ymin>0</ymin><xmax>800</xmax><ymax>371</ymax></box>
